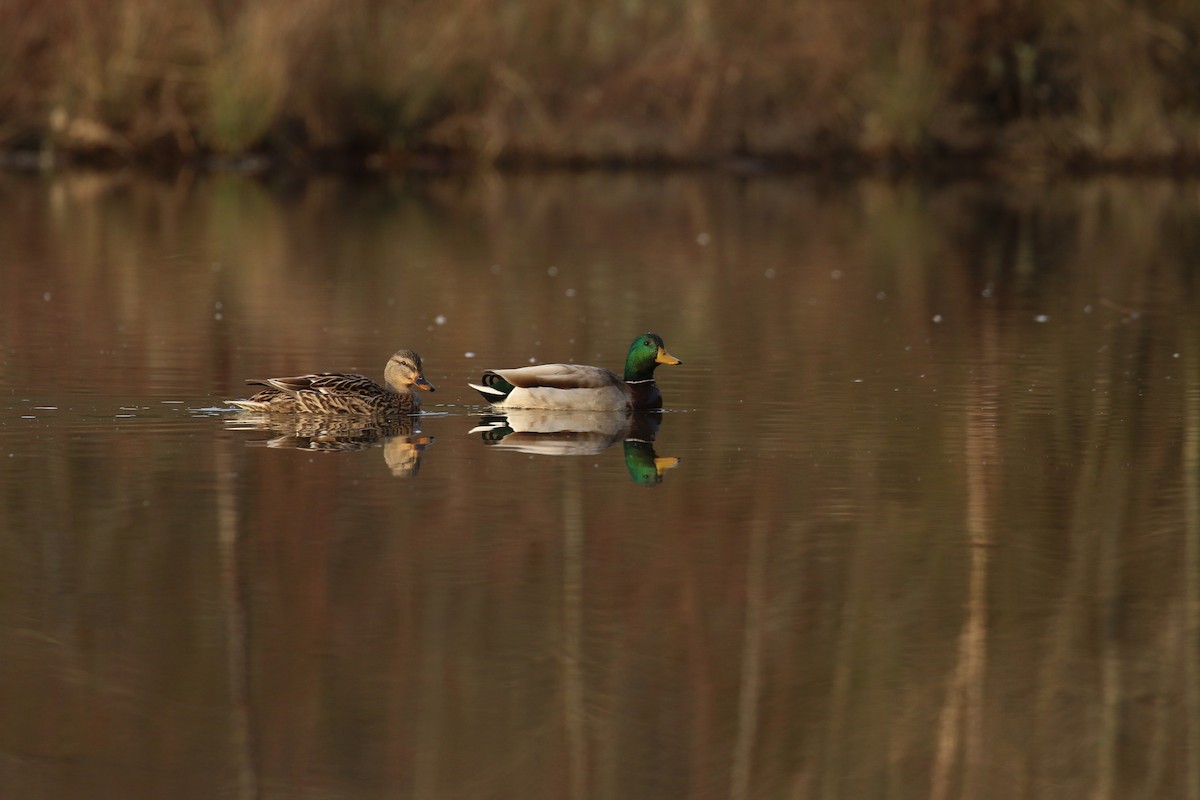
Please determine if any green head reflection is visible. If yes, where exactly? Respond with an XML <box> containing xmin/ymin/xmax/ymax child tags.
<box><xmin>623</xmin><ymin>439</ymin><xmax>680</xmax><ymax>485</ymax></box>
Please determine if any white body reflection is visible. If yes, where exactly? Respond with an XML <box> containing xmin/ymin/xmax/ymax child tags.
<box><xmin>470</xmin><ymin>410</ymin><xmax>679</xmax><ymax>484</ymax></box>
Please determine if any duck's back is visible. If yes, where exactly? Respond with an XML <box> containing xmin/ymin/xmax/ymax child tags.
<box><xmin>233</xmin><ymin>372</ymin><xmax>417</xmax><ymax>414</ymax></box>
<box><xmin>490</xmin><ymin>363</ymin><xmax>621</xmax><ymax>389</ymax></box>
<box><xmin>482</xmin><ymin>364</ymin><xmax>630</xmax><ymax>410</ymax></box>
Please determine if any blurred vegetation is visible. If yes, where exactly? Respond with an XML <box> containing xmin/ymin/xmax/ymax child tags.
<box><xmin>6</xmin><ymin>0</ymin><xmax>1200</xmax><ymax>171</ymax></box>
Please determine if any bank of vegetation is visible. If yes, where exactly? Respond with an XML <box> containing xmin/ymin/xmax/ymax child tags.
<box><xmin>4</xmin><ymin>0</ymin><xmax>1200</xmax><ymax>174</ymax></box>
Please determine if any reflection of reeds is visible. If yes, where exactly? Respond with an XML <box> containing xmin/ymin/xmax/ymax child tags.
<box><xmin>729</xmin><ymin>517</ymin><xmax>767</xmax><ymax>800</ymax></box>
<box><xmin>562</xmin><ymin>464</ymin><xmax>586</xmax><ymax>800</ymax></box>
<box><xmin>1186</xmin><ymin>313</ymin><xmax>1200</xmax><ymax>800</ymax></box>
<box><xmin>932</xmin><ymin>303</ymin><xmax>997</xmax><ymax>800</ymax></box>
<box><xmin>215</xmin><ymin>431</ymin><xmax>257</xmax><ymax>800</ymax></box>
<box><xmin>6</xmin><ymin>1</ymin><xmax>1200</xmax><ymax>168</ymax></box>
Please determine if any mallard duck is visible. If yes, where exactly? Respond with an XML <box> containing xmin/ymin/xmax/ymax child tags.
<box><xmin>226</xmin><ymin>349</ymin><xmax>434</xmax><ymax>414</ymax></box>
<box><xmin>468</xmin><ymin>333</ymin><xmax>681</xmax><ymax>410</ymax></box>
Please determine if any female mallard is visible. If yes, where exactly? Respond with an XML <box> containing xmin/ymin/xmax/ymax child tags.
<box><xmin>226</xmin><ymin>349</ymin><xmax>435</xmax><ymax>414</ymax></box>
<box><xmin>468</xmin><ymin>333</ymin><xmax>681</xmax><ymax>411</ymax></box>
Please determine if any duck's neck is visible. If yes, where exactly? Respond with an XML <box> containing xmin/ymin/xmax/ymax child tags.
<box><xmin>627</xmin><ymin>378</ymin><xmax>662</xmax><ymax>410</ymax></box>
<box><xmin>623</xmin><ymin>353</ymin><xmax>659</xmax><ymax>383</ymax></box>
<box><xmin>624</xmin><ymin>351</ymin><xmax>662</xmax><ymax>409</ymax></box>
<box><xmin>388</xmin><ymin>384</ymin><xmax>419</xmax><ymax>407</ymax></box>
<box><xmin>384</xmin><ymin>374</ymin><xmax>417</xmax><ymax>395</ymax></box>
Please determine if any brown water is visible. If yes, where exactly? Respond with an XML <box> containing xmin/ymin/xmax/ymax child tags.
<box><xmin>2</xmin><ymin>171</ymin><xmax>1199</xmax><ymax>799</ymax></box>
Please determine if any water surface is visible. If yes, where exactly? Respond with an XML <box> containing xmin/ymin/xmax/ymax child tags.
<box><xmin>1</xmin><ymin>171</ymin><xmax>1198</xmax><ymax>799</ymax></box>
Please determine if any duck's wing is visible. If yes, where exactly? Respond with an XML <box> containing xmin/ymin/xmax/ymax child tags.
<box><xmin>489</xmin><ymin>364</ymin><xmax>622</xmax><ymax>390</ymax></box>
<box><xmin>258</xmin><ymin>372</ymin><xmax>382</xmax><ymax>395</ymax></box>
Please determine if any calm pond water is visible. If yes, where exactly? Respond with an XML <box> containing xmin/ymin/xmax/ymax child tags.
<box><xmin>2</xmin><ymin>170</ymin><xmax>1200</xmax><ymax>799</ymax></box>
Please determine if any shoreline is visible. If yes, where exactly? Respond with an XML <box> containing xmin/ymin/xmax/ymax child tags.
<box><xmin>7</xmin><ymin>141</ymin><xmax>1200</xmax><ymax>181</ymax></box>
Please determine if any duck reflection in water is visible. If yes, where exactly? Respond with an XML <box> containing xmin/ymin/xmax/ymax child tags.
<box><xmin>469</xmin><ymin>409</ymin><xmax>679</xmax><ymax>485</ymax></box>
<box><xmin>225</xmin><ymin>414</ymin><xmax>434</xmax><ymax>477</ymax></box>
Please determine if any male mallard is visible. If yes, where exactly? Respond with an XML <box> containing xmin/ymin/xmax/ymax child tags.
<box><xmin>226</xmin><ymin>349</ymin><xmax>434</xmax><ymax>414</ymax></box>
<box><xmin>468</xmin><ymin>333</ymin><xmax>681</xmax><ymax>411</ymax></box>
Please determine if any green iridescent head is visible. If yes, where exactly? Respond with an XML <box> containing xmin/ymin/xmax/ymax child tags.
<box><xmin>623</xmin><ymin>333</ymin><xmax>681</xmax><ymax>381</ymax></box>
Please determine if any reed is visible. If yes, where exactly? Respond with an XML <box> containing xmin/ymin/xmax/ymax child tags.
<box><xmin>3</xmin><ymin>0</ymin><xmax>1200</xmax><ymax>171</ymax></box>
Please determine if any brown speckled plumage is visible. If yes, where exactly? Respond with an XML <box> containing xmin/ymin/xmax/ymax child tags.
<box><xmin>227</xmin><ymin>350</ymin><xmax>434</xmax><ymax>415</ymax></box>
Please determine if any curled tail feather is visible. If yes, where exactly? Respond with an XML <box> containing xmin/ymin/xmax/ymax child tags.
<box><xmin>468</xmin><ymin>371</ymin><xmax>515</xmax><ymax>404</ymax></box>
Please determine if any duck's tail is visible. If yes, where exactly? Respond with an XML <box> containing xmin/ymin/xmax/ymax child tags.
<box><xmin>468</xmin><ymin>371</ymin><xmax>515</xmax><ymax>405</ymax></box>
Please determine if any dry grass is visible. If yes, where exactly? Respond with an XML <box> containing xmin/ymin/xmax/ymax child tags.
<box><xmin>3</xmin><ymin>0</ymin><xmax>1200</xmax><ymax>171</ymax></box>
